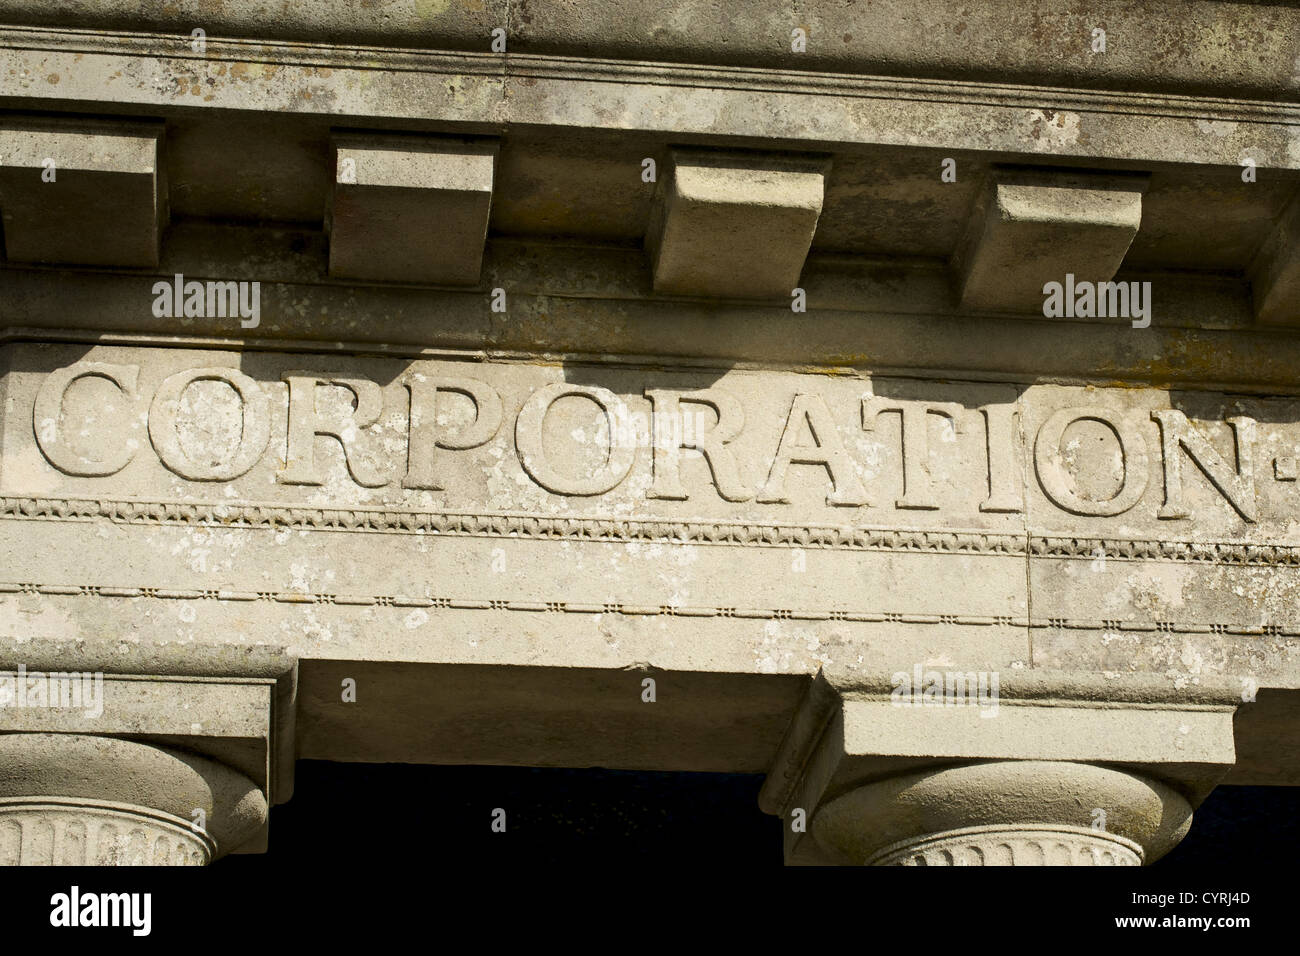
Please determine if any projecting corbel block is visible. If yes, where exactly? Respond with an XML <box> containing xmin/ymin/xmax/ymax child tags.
<box><xmin>0</xmin><ymin>118</ymin><xmax>166</xmax><ymax>267</ymax></box>
<box><xmin>953</xmin><ymin>167</ymin><xmax>1148</xmax><ymax>313</ymax></box>
<box><xmin>1248</xmin><ymin>190</ymin><xmax>1300</xmax><ymax>326</ymax></box>
<box><xmin>327</xmin><ymin>133</ymin><xmax>498</xmax><ymax>285</ymax></box>
<box><xmin>646</xmin><ymin>148</ymin><xmax>830</xmax><ymax>299</ymax></box>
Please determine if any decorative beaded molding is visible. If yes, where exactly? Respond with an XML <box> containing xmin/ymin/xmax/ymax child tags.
<box><xmin>4</xmin><ymin>495</ymin><xmax>1299</xmax><ymax>567</ymax></box>
<box><xmin>3</xmin><ymin>579</ymin><xmax>1297</xmax><ymax>637</ymax></box>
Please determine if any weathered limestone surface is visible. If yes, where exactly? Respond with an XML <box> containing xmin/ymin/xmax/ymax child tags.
<box><xmin>2</xmin><ymin>343</ymin><xmax>1296</xmax><ymax>791</ymax></box>
<box><xmin>1</xmin><ymin>0</ymin><xmax>1299</xmax><ymax>865</ymax></box>
<box><xmin>818</xmin><ymin>766</ymin><xmax>1175</xmax><ymax>867</ymax></box>
<box><xmin>4</xmin><ymin>344</ymin><xmax>1297</xmax><ymax>658</ymax></box>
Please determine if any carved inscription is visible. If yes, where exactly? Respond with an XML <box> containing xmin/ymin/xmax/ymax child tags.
<box><xmin>16</xmin><ymin>351</ymin><xmax>1296</xmax><ymax>530</ymax></box>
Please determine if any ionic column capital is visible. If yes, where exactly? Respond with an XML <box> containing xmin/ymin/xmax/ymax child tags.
<box><xmin>0</xmin><ymin>733</ymin><xmax>267</xmax><ymax>865</ymax></box>
<box><xmin>760</xmin><ymin>668</ymin><xmax>1241</xmax><ymax>865</ymax></box>
<box><xmin>812</xmin><ymin>760</ymin><xmax>1186</xmax><ymax>866</ymax></box>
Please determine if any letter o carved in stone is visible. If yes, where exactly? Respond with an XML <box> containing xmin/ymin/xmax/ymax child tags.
<box><xmin>516</xmin><ymin>382</ymin><xmax>635</xmax><ymax>496</ymax></box>
<box><xmin>1034</xmin><ymin>406</ymin><xmax>1148</xmax><ymax>516</ymax></box>
<box><xmin>149</xmin><ymin>367</ymin><xmax>271</xmax><ymax>481</ymax></box>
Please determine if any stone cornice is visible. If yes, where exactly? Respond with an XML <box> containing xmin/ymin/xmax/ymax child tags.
<box><xmin>7</xmin><ymin>25</ymin><xmax>1300</xmax><ymax>121</ymax></box>
<box><xmin>3</xmin><ymin>26</ymin><xmax>1300</xmax><ymax>169</ymax></box>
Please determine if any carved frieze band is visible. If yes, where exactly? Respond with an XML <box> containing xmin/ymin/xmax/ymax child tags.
<box><xmin>3</xmin><ymin>578</ymin><xmax>1297</xmax><ymax>637</ymax></box>
<box><xmin>3</xmin><ymin>495</ymin><xmax>1299</xmax><ymax>568</ymax></box>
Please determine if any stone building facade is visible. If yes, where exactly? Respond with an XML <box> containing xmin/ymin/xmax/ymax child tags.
<box><xmin>0</xmin><ymin>1</ymin><xmax>1297</xmax><ymax>866</ymax></box>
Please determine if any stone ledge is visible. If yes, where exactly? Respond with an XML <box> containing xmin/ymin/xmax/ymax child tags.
<box><xmin>4</xmin><ymin>2</ymin><xmax>1300</xmax><ymax>100</ymax></box>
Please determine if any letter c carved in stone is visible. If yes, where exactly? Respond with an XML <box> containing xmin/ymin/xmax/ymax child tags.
<box><xmin>33</xmin><ymin>362</ymin><xmax>141</xmax><ymax>477</ymax></box>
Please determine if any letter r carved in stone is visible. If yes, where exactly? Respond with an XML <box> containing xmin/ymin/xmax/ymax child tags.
<box><xmin>278</xmin><ymin>373</ymin><xmax>389</xmax><ymax>488</ymax></box>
